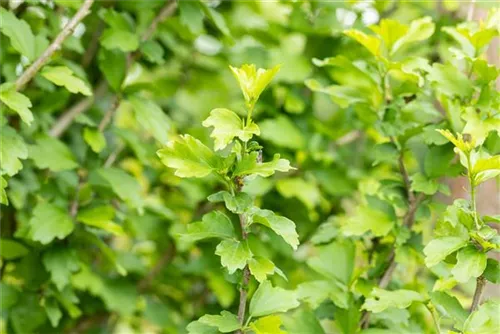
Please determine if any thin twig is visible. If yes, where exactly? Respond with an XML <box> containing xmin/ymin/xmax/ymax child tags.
<box><xmin>104</xmin><ymin>143</ymin><xmax>124</xmax><ymax>168</ymax></box>
<box><xmin>335</xmin><ymin>130</ymin><xmax>361</xmax><ymax>146</ymax></box>
<box><xmin>98</xmin><ymin>96</ymin><xmax>120</xmax><ymax>132</ymax></box>
<box><xmin>141</xmin><ymin>0</ymin><xmax>177</xmax><ymax>42</ymax></box>
<box><xmin>359</xmin><ymin>146</ymin><xmax>424</xmax><ymax>329</ymax></box>
<box><xmin>82</xmin><ymin>20</ymin><xmax>104</xmax><ymax>68</ymax></box>
<box><xmin>70</xmin><ymin>174</ymin><xmax>83</xmax><ymax>217</ymax></box>
<box><xmin>237</xmin><ymin>213</ymin><xmax>250</xmax><ymax>332</ymax></box>
<box><xmin>467</xmin><ymin>0</ymin><xmax>477</xmax><ymax>21</ymax></box>
<box><xmin>15</xmin><ymin>0</ymin><xmax>95</xmax><ymax>91</ymax></box>
<box><xmin>49</xmin><ymin>81</ymin><xmax>107</xmax><ymax>138</ymax></box>
<box><xmin>67</xmin><ymin>314</ymin><xmax>109</xmax><ymax>334</ymax></box>
<box><xmin>48</xmin><ymin>0</ymin><xmax>177</xmax><ymax>138</ymax></box>
<box><xmin>470</xmin><ymin>275</ymin><xmax>486</xmax><ymax>312</ymax></box>
<box><xmin>138</xmin><ymin>243</ymin><xmax>176</xmax><ymax>291</ymax></box>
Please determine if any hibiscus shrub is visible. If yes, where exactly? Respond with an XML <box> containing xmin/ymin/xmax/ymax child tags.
<box><xmin>1</xmin><ymin>1</ymin><xmax>499</xmax><ymax>333</ymax></box>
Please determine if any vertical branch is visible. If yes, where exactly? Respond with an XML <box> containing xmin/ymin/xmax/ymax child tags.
<box><xmin>470</xmin><ymin>276</ymin><xmax>486</xmax><ymax>312</ymax></box>
<box><xmin>48</xmin><ymin>0</ymin><xmax>178</xmax><ymax>138</ymax></box>
<box><xmin>234</xmin><ymin>177</ymin><xmax>250</xmax><ymax>331</ymax></box>
<box><xmin>15</xmin><ymin>0</ymin><xmax>95</xmax><ymax>90</ymax></box>
<box><xmin>360</xmin><ymin>143</ymin><xmax>424</xmax><ymax>329</ymax></box>
<box><xmin>237</xmin><ymin>213</ymin><xmax>250</xmax><ymax>329</ymax></box>
<box><xmin>467</xmin><ymin>0</ymin><xmax>477</xmax><ymax>21</ymax></box>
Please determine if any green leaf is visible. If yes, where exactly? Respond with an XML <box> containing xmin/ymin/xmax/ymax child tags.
<box><xmin>362</xmin><ymin>288</ymin><xmax>425</xmax><ymax>313</ymax></box>
<box><xmin>427</xmin><ymin>63</ymin><xmax>474</xmax><ymax>99</ymax></box>
<box><xmin>98</xmin><ymin>48</ymin><xmax>126</xmax><ymax>91</ymax></box>
<box><xmin>430</xmin><ymin>291</ymin><xmax>468</xmax><ymax>329</ymax></box>
<box><xmin>215</xmin><ymin>239</ymin><xmax>252</xmax><ymax>274</ymax></box>
<box><xmin>249</xmin><ymin>280</ymin><xmax>299</xmax><ymax>317</ymax></box>
<box><xmin>451</xmin><ymin>246</ymin><xmax>487</xmax><ymax>283</ymax></box>
<box><xmin>83</xmin><ymin>127</ymin><xmax>106</xmax><ymax>153</ymax></box>
<box><xmin>0</xmin><ymin>125</ymin><xmax>28</xmax><ymax>176</ymax></box>
<box><xmin>41</xmin><ymin>66</ymin><xmax>92</xmax><ymax>96</ymax></box>
<box><xmin>0</xmin><ymin>176</ymin><xmax>7</xmax><ymax>205</ymax></box>
<box><xmin>259</xmin><ymin>116</ymin><xmax>304</xmax><ymax>150</ymax></box>
<box><xmin>463</xmin><ymin>300</ymin><xmax>500</xmax><ymax>334</ymax></box>
<box><xmin>10</xmin><ymin>294</ymin><xmax>47</xmax><ymax>334</ymax></box>
<box><xmin>97</xmin><ymin>168</ymin><xmax>144</xmax><ymax>213</ymax></box>
<box><xmin>372</xmin><ymin>142</ymin><xmax>398</xmax><ymax>166</ymax></box>
<box><xmin>77</xmin><ymin>205</ymin><xmax>124</xmax><ymax>236</ymax></box>
<box><xmin>310</xmin><ymin>56</ymin><xmax>381</xmax><ymax>108</ymax></box>
<box><xmin>249</xmin><ymin>256</ymin><xmax>276</xmax><ymax>283</ymax></box>
<box><xmin>29</xmin><ymin>203</ymin><xmax>74</xmax><ymax>244</ymax></box>
<box><xmin>297</xmin><ymin>280</ymin><xmax>349</xmax><ymax>309</ymax></box>
<box><xmin>250</xmin><ymin>315</ymin><xmax>286</xmax><ymax>334</ymax></box>
<box><xmin>187</xmin><ymin>321</ymin><xmax>218</xmax><ymax>334</ymax></box>
<box><xmin>306</xmin><ymin>239</ymin><xmax>355</xmax><ymax>285</ymax></box>
<box><xmin>0</xmin><ymin>8</ymin><xmax>35</xmax><ymax>60</ymax></box>
<box><xmin>140</xmin><ymin>40</ymin><xmax>165</xmax><ymax>64</ymax></box>
<box><xmin>343</xmin><ymin>205</ymin><xmax>394</xmax><ymax>237</ymax></box>
<box><xmin>424</xmin><ymin>236</ymin><xmax>469</xmax><ymax>267</ymax></box>
<box><xmin>100</xmin><ymin>28</ymin><xmax>139</xmax><ymax>52</ymax></box>
<box><xmin>410</xmin><ymin>172</ymin><xmax>439</xmax><ymax>195</ymax></box>
<box><xmin>202</xmin><ymin>108</ymin><xmax>260</xmax><ymax>151</ymax></box>
<box><xmin>180</xmin><ymin>211</ymin><xmax>235</xmax><ymax>243</ymax></box>
<box><xmin>344</xmin><ymin>29</ymin><xmax>381</xmax><ymax>57</ymax></box>
<box><xmin>369</xmin><ymin>19</ymin><xmax>408</xmax><ymax>52</ymax></box>
<box><xmin>251</xmin><ymin>208</ymin><xmax>299</xmax><ymax>250</ymax></box>
<box><xmin>230</xmin><ymin>64</ymin><xmax>280</xmax><ymax>107</ymax></box>
<box><xmin>462</xmin><ymin>107</ymin><xmax>500</xmax><ymax>146</ymax></box>
<box><xmin>201</xmin><ymin>4</ymin><xmax>231</xmax><ymax>37</ymax></box>
<box><xmin>390</xmin><ymin>17</ymin><xmax>435</xmax><ymax>55</ymax></box>
<box><xmin>197</xmin><ymin>311</ymin><xmax>240</xmax><ymax>333</ymax></box>
<box><xmin>42</xmin><ymin>246</ymin><xmax>80</xmax><ymax>291</ymax></box>
<box><xmin>179</xmin><ymin>0</ymin><xmax>205</xmax><ymax>34</ymax></box>
<box><xmin>483</xmin><ymin>258</ymin><xmax>500</xmax><ymax>284</ymax></box>
<box><xmin>100</xmin><ymin>279</ymin><xmax>137</xmax><ymax>316</ymax></box>
<box><xmin>233</xmin><ymin>152</ymin><xmax>294</xmax><ymax>178</ymax></box>
<box><xmin>0</xmin><ymin>283</ymin><xmax>19</xmax><ymax>310</ymax></box>
<box><xmin>44</xmin><ymin>298</ymin><xmax>62</xmax><ymax>327</ymax></box>
<box><xmin>276</xmin><ymin>177</ymin><xmax>321</xmax><ymax>209</ymax></box>
<box><xmin>29</xmin><ymin>136</ymin><xmax>78</xmax><ymax>171</ymax></box>
<box><xmin>207</xmin><ymin>191</ymin><xmax>253</xmax><ymax>214</ymax></box>
<box><xmin>0</xmin><ymin>83</ymin><xmax>33</xmax><ymax>125</ymax></box>
<box><xmin>157</xmin><ymin>134</ymin><xmax>222</xmax><ymax>178</ymax></box>
<box><xmin>99</xmin><ymin>8</ymin><xmax>132</xmax><ymax>31</ymax></box>
<box><xmin>129</xmin><ymin>95</ymin><xmax>173</xmax><ymax>144</ymax></box>
<box><xmin>282</xmin><ymin>308</ymin><xmax>325</xmax><ymax>334</ymax></box>
<box><xmin>0</xmin><ymin>239</ymin><xmax>29</xmax><ymax>259</ymax></box>
<box><xmin>472</xmin><ymin>155</ymin><xmax>500</xmax><ymax>185</ymax></box>
<box><xmin>424</xmin><ymin>145</ymin><xmax>456</xmax><ymax>178</ymax></box>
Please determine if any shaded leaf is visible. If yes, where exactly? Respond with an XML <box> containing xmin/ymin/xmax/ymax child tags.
<box><xmin>249</xmin><ymin>280</ymin><xmax>299</xmax><ymax>317</ymax></box>
<box><xmin>41</xmin><ymin>66</ymin><xmax>92</xmax><ymax>96</ymax></box>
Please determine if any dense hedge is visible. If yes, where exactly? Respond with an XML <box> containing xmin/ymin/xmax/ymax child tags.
<box><xmin>0</xmin><ymin>1</ymin><xmax>499</xmax><ymax>333</ymax></box>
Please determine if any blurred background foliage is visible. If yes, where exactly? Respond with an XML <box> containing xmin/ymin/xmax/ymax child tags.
<box><xmin>0</xmin><ymin>0</ymin><xmax>499</xmax><ymax>333</ymax></box>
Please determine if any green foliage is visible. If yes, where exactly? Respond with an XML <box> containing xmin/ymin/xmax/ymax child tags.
<box><xmin>1</xmin><ymin>1</ymin><xmax>499</xmax><ymax>333</ymax></box>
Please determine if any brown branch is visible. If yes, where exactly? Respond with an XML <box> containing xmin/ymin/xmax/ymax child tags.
<box><xmin>470</xmin><ymin>275</ymin><xmax>486</xmax><ymax>312</ymax></box>
<box><xmin>141</xmin><ymin>0</ymin><xmax>177</xmax><ymax>43</ymax></box>
<box><xmin>98</xmin><ymin>96</ymin><xmax>120</xmax><ymax>132</ymax></box>
<box><xmin>67</xmin><ymin>314</ymin><xmax>109</xmax><ymax>334</ymax></box>
<box><xmin>70</xmin><ymin>174</ymin><xmax>83</xmax><ymax>217</ymax></box>
<box><xmin>82</xmin><ymin>21</ymin><xmax>104</xmax><ymax>68</ymax></box>
<box><xmin>360</xmin><ymin>147</ymin><xmax>425</xmax><ymax>329</ymax></box>
<box><xmin>49</xmin><ymin>80</ymin><xmax>107</xmax><ymax>138</ymax></box>
<box><xmin>104</xmin><ymin>143</ymin><xmax>124</xmax><ymax>168</ymax></box>
<box><xmin>15</xmin><ymin>0</ymin><xmax>95</xmax><ymax>91</ymax></box>
<box><xmin>48</xmin><ymin>0</ymin><xmax>177</xmax><ymax>138</ymax></box>
<box><xmin>138</xmin><ymin>243</ymin><xmax>176</xmax><ymax>291</ymax></box>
